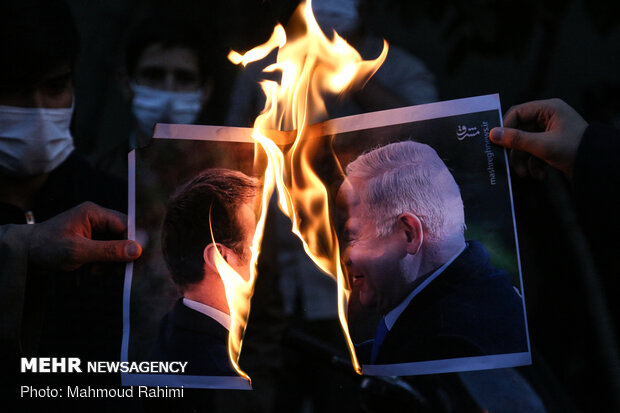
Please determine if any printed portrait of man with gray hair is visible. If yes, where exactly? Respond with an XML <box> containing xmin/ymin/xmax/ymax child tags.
<box><xmin>337</xmin><ymin>140</ymin><xmax>528</xmax><ymax>364</ymax></box>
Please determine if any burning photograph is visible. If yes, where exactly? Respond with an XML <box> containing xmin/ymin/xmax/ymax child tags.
<box><xmin>151</xmin><ymin>168</ymin><xmax>257</xmax><ymax>375</ymax></box>
<box><xmin>122</xmin><ymin>126</ymin><xmax>258</xmax><ymax>389</ymax></box>
<box><xmin>329</xmin><ymin>94</ymin><xmax>531</xmax><ymax>375</ymax></box>
<box><xmin>121</xmin><ymin>0</ymin><xmax>529</xmax><ymax>391</ymax></box>
<box><xmin>219</xmin><ymin>0</ymin><xmax>530</xmax><ymax>379</ymax></box>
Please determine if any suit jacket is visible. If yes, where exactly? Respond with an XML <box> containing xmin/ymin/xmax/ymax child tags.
<box><xmin>150</xmin><ymin>299</ymin><xmax>238</xmax><ymax>376</ymax></box>
<box><xmin>373</xmin><ymin>241</ymin><xmax>528</xmax><ymax>364</ymax></box>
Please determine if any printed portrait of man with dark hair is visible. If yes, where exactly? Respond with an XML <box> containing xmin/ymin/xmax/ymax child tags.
<box><xmin>150</xmin><ymin>167</ymin><xmax>257</xmax><ymax>376</ymax></box>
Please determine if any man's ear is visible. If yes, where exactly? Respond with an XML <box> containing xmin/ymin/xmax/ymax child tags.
<box><xmin>203</xmin><ymin>242</ymin><xmax>231</xmax><ymax>273</ymax></box>
<box><xmin>398</xmin><ymin>213</ymin><xmax>424</xmax><ymax>255</ymax></box>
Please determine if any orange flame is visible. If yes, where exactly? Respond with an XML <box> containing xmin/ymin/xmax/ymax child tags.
<box><xmin>209</xmin><ymin>213</ymin><xmax>252</xmax><ymax>381</ymax></box>
<box><xmin>226</xmin><ymin>0</ymin><xmax>388</xmax><ymax>375</ymax></box>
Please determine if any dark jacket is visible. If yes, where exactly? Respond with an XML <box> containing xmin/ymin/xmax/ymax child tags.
<box><xmin>150</xmin><ymin>299</ymin><xmax>237</xmax><ymax>376</ymax></box>
<box><xmin>374</xmin><ymin>241</ymin><xmax>528</xmax><ymax>364</ymax></box>
<box><xmin>573</xmin><ymin>123</ymin><xmax>620</xmax><ymax>330</ymax></box>
<box><xmin>0</xmin><ymin>152</ymin><xmax>127</xmax><ymax>402</ymax></box>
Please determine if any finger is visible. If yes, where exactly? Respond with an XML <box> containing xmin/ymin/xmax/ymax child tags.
<box><xmin>503</xmin><ymin>99</ymin><xmax>556</xmax><ymax>129</ymax></box>
<box><xmin>528</xmin><ymin>156</ymin><xmax>548</xmax><ymax>180</ymax></box>
<box><xmin>74</xmin><ymin>239</ymin><xmax>142</xmax><ymax>265</ymax></box>
<box><xmin>490</xmin><ymin>127</ymin><xmax>550</xmax><ymax>160</ymax></box>
<box><xmin>509</xmin><ymin>149</ymin><xmax>529</xmax><ymax>178</ymax></box>
<box><xmin>81</xmin><ymin>202</ymin><xmax>128</xmax><ymax>234</ymax></box>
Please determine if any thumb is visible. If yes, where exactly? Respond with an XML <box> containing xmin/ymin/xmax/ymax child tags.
<box><xmin>490</xmin><ymin>127</ymin><xmax>550</xmax><ymax>160</ymax></box>
<box><xmin>74</xmin><ymin>239</ymin><xmax>142</xmax><ymax>265</ymax></box>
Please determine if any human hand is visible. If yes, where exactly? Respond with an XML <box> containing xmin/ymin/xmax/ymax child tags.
<box><xmin>28</xmin><ymin>202</ymin><xmax>142</xmax><ymax>272</ymax></box>
<box><xmin>489</xmin><ymin>98</ymin><xmax>588</xmax><ymax>180</ymax></box>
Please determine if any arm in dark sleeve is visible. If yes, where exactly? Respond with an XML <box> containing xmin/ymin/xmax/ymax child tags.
<box><xmin>572</xmin><ymin>123</ymin><xmax>620</xmax><ymax>293</ymax></box>
<box><xmin>573</xmin><ymin>123</ymin><xmax>620</xmax><ymax>210</ymax></box>
<box><xmin>0</xmin><ymin>224</ymin><xmax>33</xmax><ymax>349</ymax></box>
<box><xmin>573</xmin><ymin>123</ymin><xmax>620</xmax><ymax>236</ymax></box>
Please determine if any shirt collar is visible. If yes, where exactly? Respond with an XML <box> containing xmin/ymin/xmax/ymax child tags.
<box><xmin>384</xmin><ymin>243</ymin><xmax>467</xmax><ymax>331</ymax></box>
<box><xmin>182</xmin><ymin>298</ymin><xmax>231</xmax><ymax>331</ymax></box>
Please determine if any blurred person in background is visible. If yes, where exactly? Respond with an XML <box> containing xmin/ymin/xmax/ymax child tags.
<box><xmin>97</xmin><ymin>12</ymin><xmax>217</xmax><ymax>175</ymax></box>
<box><xmin>0</xmin><ymin>0</ymin><xmax>141</xmax><ymax>405</ymax></box>
<box><xmin>122</xmin><ymin>14</ymin><xmax>214</xmax><ymax>146</ymax></box>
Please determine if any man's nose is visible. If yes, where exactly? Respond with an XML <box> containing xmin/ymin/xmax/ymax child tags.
<box><xmin>31</xmin><ymin>90</ymin><xmax>51</xmax><ymax>108</ymax></box>
<box><xmin>163</xmin><ymin>72</ymin><xmax>177</xmax><ymax>91</ymax></box>
<box><xmin>24</xmin><ymin>89</ymin><xmax>71</xmax><ymax>109</ymax></box>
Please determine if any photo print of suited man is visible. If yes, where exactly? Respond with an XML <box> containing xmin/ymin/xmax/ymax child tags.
<box><xmin>337</xmin><ymin>140</ymin><xmax>529</xmax><ymax>369</ymax></box>
<box><xmin>150</xmin><ymin>168</ymin><xmax>257</xmax><ymax>376</ymax></box>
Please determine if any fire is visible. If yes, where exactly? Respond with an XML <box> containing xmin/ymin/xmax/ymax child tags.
<box><xmin>225</xmin><ymin>0</ymin><xmax>388</xmax><ymax>376</ymax></box>
<box><xmin>209</xmin><ymin>207</ymin><xmax>252</xmax><ymax>381</ymax></box>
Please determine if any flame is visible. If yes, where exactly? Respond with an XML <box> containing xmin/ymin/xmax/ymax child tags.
<box><xmin>227</xmin><ymin>24</ymin><xmax>287</xmax><ymax>67</ymax></box>
<box><xmin>225</xmin><ymin>0</ymin><xmax>387</xmax><ymax>376</ymax></box>
<box><xmin>209</xmin><ymin>211</ymin><xmax>251</xmax><ymax>381</ymax></box>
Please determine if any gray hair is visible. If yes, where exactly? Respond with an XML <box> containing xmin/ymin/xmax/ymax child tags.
<box><xmin>345</xmin><ymin>141</ymin><xmax>465</xmax><ymax>248</ymax></box>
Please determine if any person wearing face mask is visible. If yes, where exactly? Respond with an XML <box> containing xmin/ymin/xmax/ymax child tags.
<box><xmin>93</xmin><ymin>12</ymin><xmax>216</xmax><ymax>178</ymax></box>
<box><xmin>122</xmin><ymin>13</ymin><xmax>215</xmax><ymax>147</ymax></box>
<box><xmin>0</xmin><ymin>0</ymin><xmax>143</xmax><ymax>403</ymax></box>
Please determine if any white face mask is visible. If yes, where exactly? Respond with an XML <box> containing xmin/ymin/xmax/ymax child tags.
<box><xmin>130</xmin><ymin>84</ymin><xmax>204</xmax><ymax>137</ymax></box>
<box><xmin>0</xmin><ymin>104</ymin><xmax>75</xmax><ymax>176</ymax></box>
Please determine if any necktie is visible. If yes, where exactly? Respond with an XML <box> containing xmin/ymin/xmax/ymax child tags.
<box><xmin>370</xmin><ymin>317</ymin><xmax>388</xmax><ymax>364</ymax></box>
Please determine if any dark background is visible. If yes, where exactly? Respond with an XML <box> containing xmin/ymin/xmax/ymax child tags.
<box><xmin>63</xmin><ymin>0</ymin><xmax>620</xmax><ymax>411</ymax></box>
<box><xmin>67</xmin><ymin>0</ymin><xmax>620</xmax><ymax>162</ymax></box>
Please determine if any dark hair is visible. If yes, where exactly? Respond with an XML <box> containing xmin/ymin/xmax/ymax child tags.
<box><xmin>0</xmin><ymin>0</ymin><xmax>78</xmax><ymax>93</ymax></box>
<box><xmin>123</xmin><ymin>13</ymin><xmax>214</xmax><ymax>83</ymax></box>
<box><xmin>161</xmin><ymin>168</ymin><xmax>256</xmax><ymax>289</ymax></box>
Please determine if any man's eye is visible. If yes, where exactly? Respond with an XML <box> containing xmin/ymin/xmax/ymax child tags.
<box><xmin>139</xmin><ymin>67</ymin><xmax>166</xmax><ymax>84</ymax></box>
<box><xmin>174</xmin><ymin>70</ymin><xmax>199</xmax><ymax>86</ymax></box>
<box><xmin>43</xmin><ymin>85</ymin><xmax>66</xmax><ymax>95</ymax></box>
